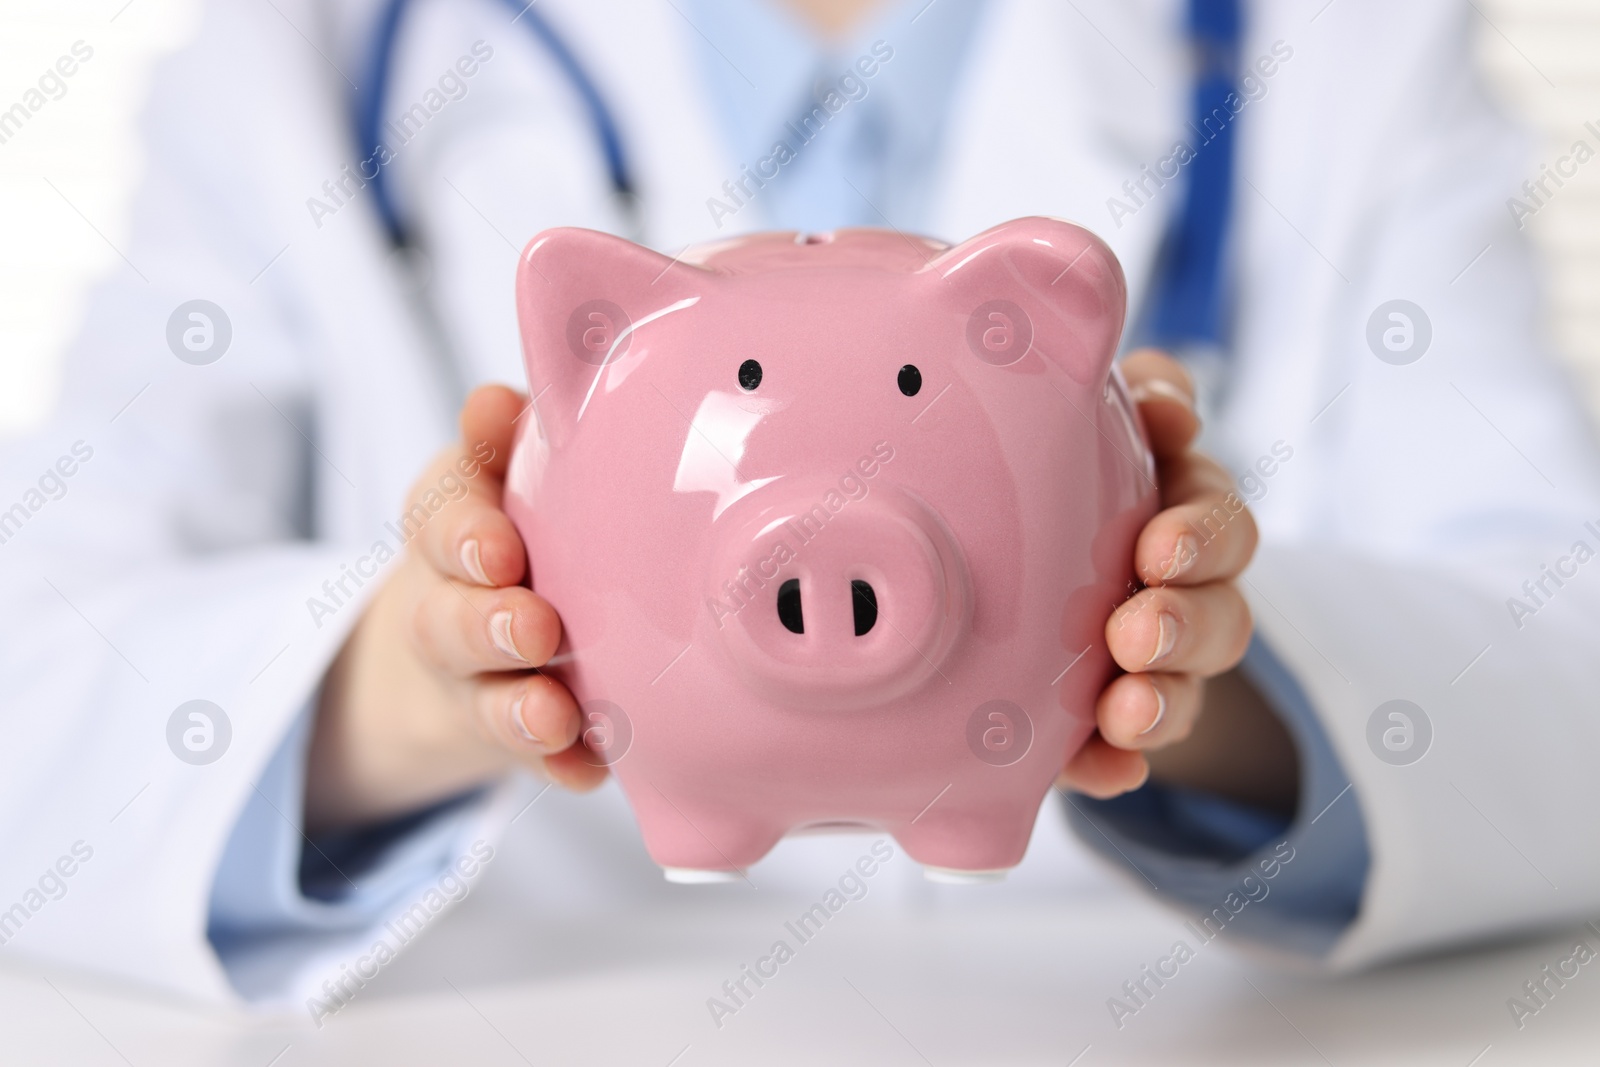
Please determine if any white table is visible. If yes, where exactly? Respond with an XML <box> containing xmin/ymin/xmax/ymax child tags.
<box><xmin>3</xmin><ymin>792</ymin><xmax>1596</xmax><ymax>1067</ymax></box>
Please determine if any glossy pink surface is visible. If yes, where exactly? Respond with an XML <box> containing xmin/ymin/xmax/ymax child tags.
<box><xmin>505</xmin><ymin>217</ymin><xmax>1157</xmax><ymax>878</ymax></box>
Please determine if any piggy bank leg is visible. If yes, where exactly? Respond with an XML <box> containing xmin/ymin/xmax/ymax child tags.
<box><xmin>628</xmin><ymin>784</ymin><xmax>785</xmax><ymax>882</ymax></box>
<box><xmin>888</xmin><ymin>801</ymin><xmax>1038</xmax><ymax>883</ymax></box>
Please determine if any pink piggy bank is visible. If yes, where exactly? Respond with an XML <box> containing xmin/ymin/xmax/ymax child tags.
<box><xmin>505</xmin><ymin>217</ymin><xmax>1157</xmax><ymax>883</ymax></box>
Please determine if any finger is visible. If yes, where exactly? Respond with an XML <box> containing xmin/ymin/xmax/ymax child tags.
<box><xmin>459</xmin><ymin>384</ymin><xmax>527</xmax><ymax>481</ymax></box>
<box><xmin>408</xmin><ymin>446</ymin><xmax>527</xmax><ymax>588</ymax></box>
<box><xmin>1158</xmin><ymin>450</ymin><xmax>1238</xmax><ymax>505</ymax></box>
<box><xmin>411</xmin><ymin>577</ymin><xmax>561</xmax><ymax>676</ymax></box>
<box><xmin>1135</xmin><ymin>489</ymin><xmax>1259</xmax><ymax>586</ymax></box>
<box><xmin>473</xmin><ymin>671</ymin><xmax>580</xmax><ymax>755</ymax></box>
<box><xmin>540</xmin><ymin>745</ymin><xmax>611</xmax><ymax>792</ymax></box>
<box><xmin>1107</xmin><ymin>582</ymin><xmax>1252</xmax><ymax>677</ymax></box>
<box><xmin>1057</xmin><ymin>733</ymin><xmax>1149</xmax><ymax>799</ymax></box>
<box><xmin>472</xmin><ymin>673</ymin><xmax>610</xmax><ymax>793</ymax></box>
<box><xmin>1120</xmin><ymin>349</ymin><xmax>1198</xmax><ymax>460</ymax></box>
<box><xmin>1095</xmin><ymin>672</ymin><xmax>1205</xmax><ymax>750</ymax></box>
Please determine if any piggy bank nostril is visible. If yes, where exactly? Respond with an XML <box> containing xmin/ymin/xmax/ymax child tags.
<box><xmin>851</xmin><ymin>580</ymin><xmax>878</xmax><ymax>636</ymax></box>
<box><xmin>777</xmin><ymin>578</ymin><xmax>805</xmax><ymax>634</ymax></box>
<box><xmin>776</xmin><ymin>578</ymin><xmax>877</xmax><ymax>637</ymax></box>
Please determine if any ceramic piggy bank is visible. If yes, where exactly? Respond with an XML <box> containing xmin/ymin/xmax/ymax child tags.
<box><xmin>505</xmin><ymin>217</ymin><xmax>1157</xmax><ymax>883</ymax></box>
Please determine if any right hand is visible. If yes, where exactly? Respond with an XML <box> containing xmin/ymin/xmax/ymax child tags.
<box><xmin>306</xmin><ymin>385</ymin><xmax>604</xmax><ymax>833</ymax></box>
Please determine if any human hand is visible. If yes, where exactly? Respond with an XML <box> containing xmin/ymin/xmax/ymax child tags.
<box><xmin>306</xmin><ymin>385</ymin><xmax>604</xmax><ymax>833</ymax></box>
<box><xmin>1058</xmin><ymin>351</ymin><xmax>1259</xmax><ymax>800</ymax></box>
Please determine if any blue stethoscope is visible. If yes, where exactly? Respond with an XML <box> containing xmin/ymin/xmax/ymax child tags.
<box><xmin>357</xmin><ymin>0</ymin><xmax>1239</xmax><ymax>353</ymax></box>
<box><xmin>356</xmin><ymin>0</ymin><xmax>635</xmax><ymax>241</ymax></box>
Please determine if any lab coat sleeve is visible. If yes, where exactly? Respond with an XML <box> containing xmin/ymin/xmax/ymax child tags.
<box><xmin>1215</xmin><ymin>0</ymin><xmax>1600</xmax><ymax>969</ymax></box>
<box><xmin>0</xmin><ymin>0</ymin><xmax>522</xmax><ymax>1006</ymax></box>
<box><xmin>205</xmin><ymin>704</ymin><xmax>490</xmax><ymax>1006</ymax></box>
<box><xmin>1066</xmin><ymin>636</ymin><xmax>1370</xmax><ymax>958</ymax></box>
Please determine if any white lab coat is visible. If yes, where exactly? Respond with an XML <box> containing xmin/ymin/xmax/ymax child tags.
<box><xmin>2</xmin><ymin>0</ymin><xmax>1598</xmax><ymax>1008</ymax></box>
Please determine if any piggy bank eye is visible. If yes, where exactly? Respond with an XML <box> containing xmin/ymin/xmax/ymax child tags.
<box><xmin>738</xmin><ymin>359</ymin><xmax>763</xmax><ymax>391</ymax></box>
<box><xmin>897</xmin><ymin>364</ymin><xmax>922</xmax><ymax>397</ymax></box>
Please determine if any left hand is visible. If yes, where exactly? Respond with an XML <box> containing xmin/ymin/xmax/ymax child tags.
<box><xmin>1058</xmin><ymin>349</ymin><xmax>1258</xmax><ymax>798</ymax></box>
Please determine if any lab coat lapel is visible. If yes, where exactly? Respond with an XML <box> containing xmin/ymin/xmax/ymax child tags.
<box><xmin>545</xmin><ymin>0</ymin><xmax>744</xmax><ymax>251</ymax></box>
<box><xmin>256</xmin><ymin>0</ymin><xmax>458</xmax><ymax>530</ymax></box>
<box><xmin>930</xmin><ymin>0</ymin><xmax>1189</xmax><ymax>319</ymax></box>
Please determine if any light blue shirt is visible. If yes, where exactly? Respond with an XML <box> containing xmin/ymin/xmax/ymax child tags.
<box><xmin>206</xmin><ymin>702</ymin><xmax>483</xmax><ymax>999</ymax></box>
<box><xmin>208</xmin><ymin>0</ymin><xmax>1368</xmax><ymax>978</ymax></box>
<box><xmin>678</xmin><ymin>0</ymin><xmax>987</xmax><ymax>234</ymax></box>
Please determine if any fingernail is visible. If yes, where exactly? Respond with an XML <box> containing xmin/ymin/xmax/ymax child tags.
<box><xmin>489</xmin><ymin>611</ymin><xmax>528</xmax><ymax>664</ymax></box>
<box><xmin>1138</xmin><ymin>686</ymin><xmax>1167</xmax><ymax>736</ymax></box>
<box><xmin>1129</xmin><ymin>378</ymin><xmax>1194</xmax><ymax>411</ymax></box>
<box><xmin>460</xmin><ymin>539</ymin><xmax>490</xmax><ymax>585</ymax></box>
<box><xmin>1160</xmin><ymin>534</ymin><xmax>1198</xmax><ymax>581</ymax></box>
<box><xmin>1146</xmin><ymin>612</ymin><xmax>1178</xmax><ymax>666</ymax></box>
<box><xmin>509</xmin><ymin>692</ymin><xmax>543</xmax><ymax>746</ymax></box>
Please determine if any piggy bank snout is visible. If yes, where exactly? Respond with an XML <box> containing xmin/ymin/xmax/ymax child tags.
<box><xmin>710</xmin><ymin>484</ymin><xmax>966</xmax><ymax>709</ymax></box>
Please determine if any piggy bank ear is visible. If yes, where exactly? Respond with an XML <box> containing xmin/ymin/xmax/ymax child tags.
<box><xmin>517</xmin><ymin>228</ymin><xmax>700</xmax><ymax>446</ymax></box>
<box><xmin>927</xmin><ymin>217</ymin><xmax>1126</xmax><ymax>385</ymax></box>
